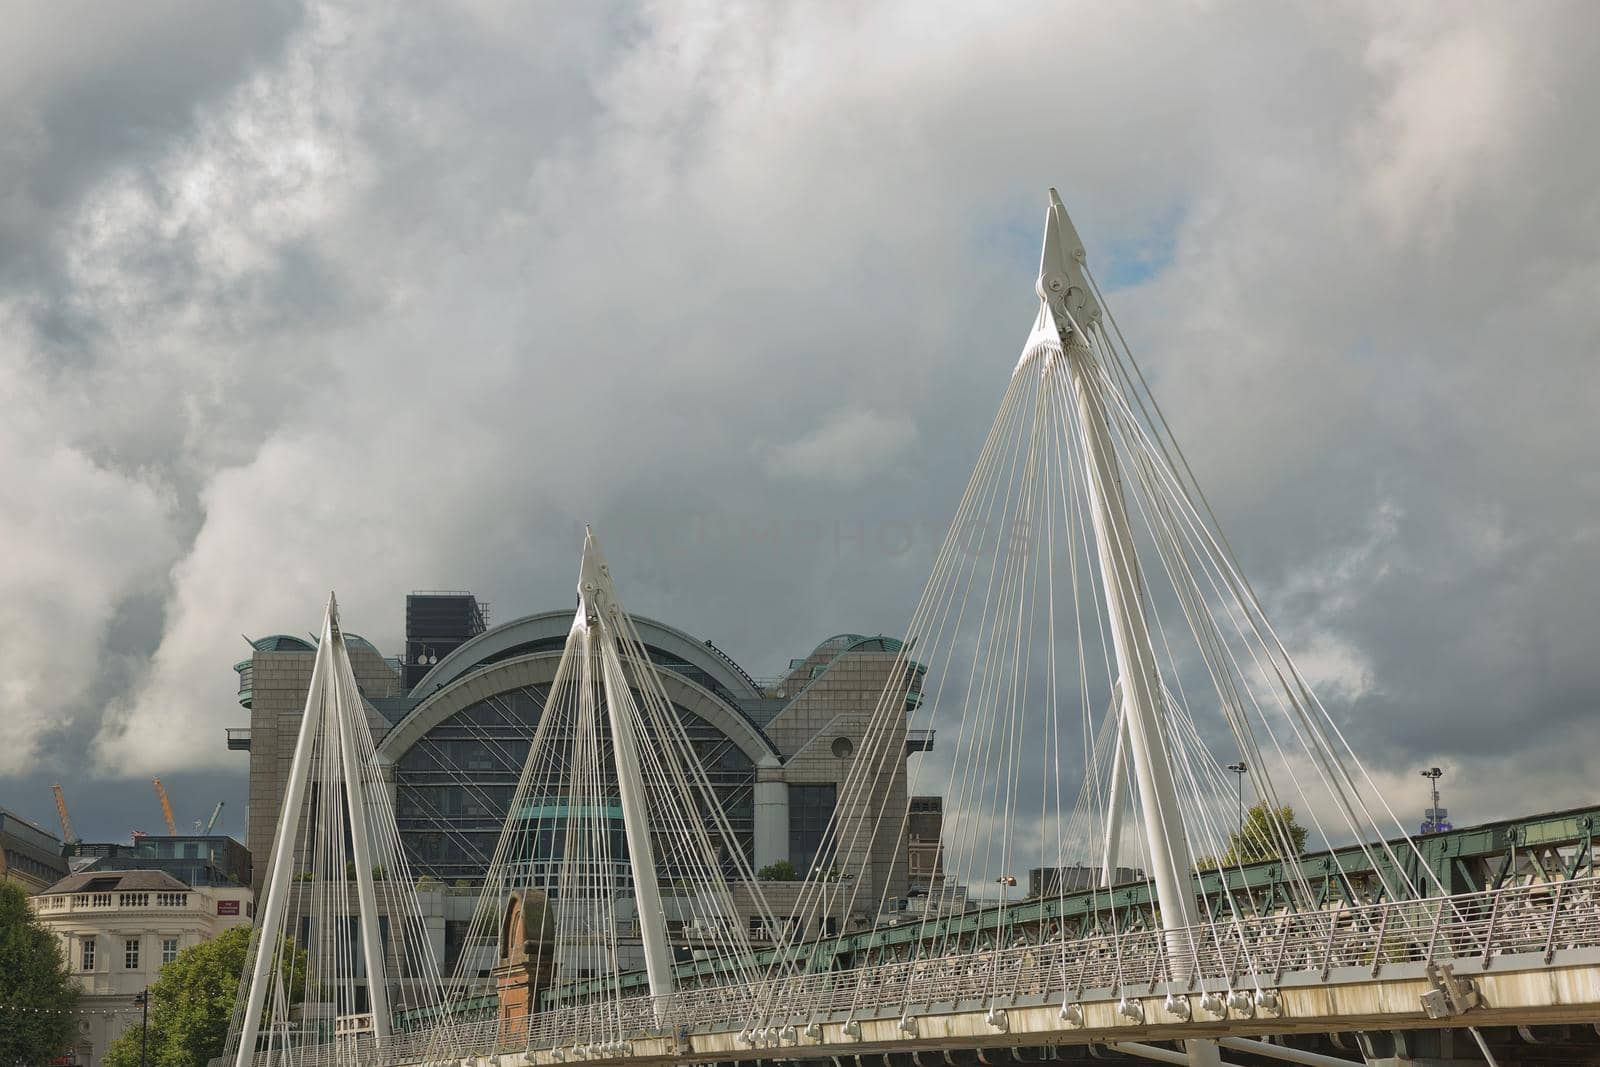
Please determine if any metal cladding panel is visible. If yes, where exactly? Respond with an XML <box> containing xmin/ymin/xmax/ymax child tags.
<box><xmin>405</xmin><ymin>592</ymin><xmax>487</xmax><ymax>688</ymax></box>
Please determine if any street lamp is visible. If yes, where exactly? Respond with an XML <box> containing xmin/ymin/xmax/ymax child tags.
<box><xmin>1226</xmin><ymin>761</ymin><xmax>1248</xmax><ymax>836</ymax></box>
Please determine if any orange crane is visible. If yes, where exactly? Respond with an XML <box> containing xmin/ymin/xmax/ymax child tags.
<box><xmin>152</xmin><ymin>777</ymin><xmax>177</xmax><ymax>835</ymax></box>
<box><xmin>52</xmin><ymin>783</ymin><xmax>77</xmax><ymax>843</ymax></box>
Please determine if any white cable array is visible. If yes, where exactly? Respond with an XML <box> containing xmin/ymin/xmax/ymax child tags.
<box><xmin>432</xmin><ymin>529</ymin><xmax>776</xmax><ymax>1056</ymax></box>
<box><xmin>223</xmin><ymin>596</ymin><xmax>446</xmax><ymax>1067</ymax></box>
<box><xmin>766</xmin><ymin>190</ymin><xmax>1456</xmax><ymax>1031</ymax></box>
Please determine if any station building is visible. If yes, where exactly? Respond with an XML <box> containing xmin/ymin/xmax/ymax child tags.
<box><xmin>230</xmin><ymin>593</ymin><xmax>935</xmax><ymax>965</ymax></box>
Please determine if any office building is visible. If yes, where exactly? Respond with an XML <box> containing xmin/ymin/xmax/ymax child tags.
<box><xmin>0</xmin><ymin>806</ymin><xmax>69</xmax><ymax>892</ymax></box>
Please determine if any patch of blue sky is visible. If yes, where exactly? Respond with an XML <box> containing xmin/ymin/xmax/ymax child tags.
<box><xmin>975</xmin><ymin>197</ymin><xmax>1183</xmax><ymax>293</ymax></box>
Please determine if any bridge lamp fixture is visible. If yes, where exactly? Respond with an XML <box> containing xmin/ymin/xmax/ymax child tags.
<box><xmin>1226</xmin><ymin>761</ymin><xmax>1248</xmax><ymax>836</ymax></box>
<box><xmin>1419</xmin><ymin>766</ymin><xmax>1449</xmax><ymax>834</ymax></box>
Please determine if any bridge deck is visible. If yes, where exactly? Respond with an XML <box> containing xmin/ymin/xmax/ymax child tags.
<box><xmin>244</xmin><ymin>874</ymin><xmax>1600</xmax><ymax>1066</ymax></box>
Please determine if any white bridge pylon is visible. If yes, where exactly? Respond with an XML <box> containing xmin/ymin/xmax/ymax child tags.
<box><xmin>769</xmin><ymin>190</ymin><xmax>1447</xmax><ymax>1067</ymax></box>
<box><xmin>432</xmin><ymin>528</ymin><xmax>779</xmax><ymax>1053</ymax></box>
<box><xmin>227</xmin><ymin>594</ymin><xmax>444</xmax><ymax>1067</ymax></box>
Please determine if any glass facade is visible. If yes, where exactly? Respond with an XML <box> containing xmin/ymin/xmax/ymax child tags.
<box><xmin>68</xmin><ymin>835</ymin><xmax>252</xmax><ymax>887</ymax></box>
<box><xmin>393</xmin><ymin>683</ymin><xmax>756</xmax><ymax>886</ymax></box>
<box><xmin>788</xmin><ymin>784</ymin><xmax>837</xmax><ymax>876</ymax></box>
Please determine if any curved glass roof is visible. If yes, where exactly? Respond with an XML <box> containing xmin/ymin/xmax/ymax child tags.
<box><xmin>249</xmin><ymin>634</ymin><xmax>315</xmax><ymax>653</ymax></box>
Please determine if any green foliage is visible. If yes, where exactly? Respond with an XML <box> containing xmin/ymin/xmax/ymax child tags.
<box><xmin>102</xmin><ymin>927</ymin><xmax>307</xmax><ymax>1067</ymax></box>
<box><xmin>0</xmin><ymin>880</ymin><xmax>79</xmax><ymax>1065</ymax></box>
<box><xmin>756</xmin><ymin>860</ymin><xmax>799</xmax><ymax>881</ymax></box>
<box><xmin>342</xmin><ymin>862</ymin><xmax>388</xmax><ymax>881</ymax></box>
<box><xmin>1219</xmin><ymin>803</ymin><xmax>1309</xmax><ymax>866</ymax></box>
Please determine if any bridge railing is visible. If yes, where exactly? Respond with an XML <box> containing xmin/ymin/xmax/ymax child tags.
<box><xmin>224</xmin><ymin>875</ymin><xmax>1600</xmax><ymax>1067</ymax></box>
<box><xmin>530</xmin><ymin>875</ymin><xmax>1598</xmax><ymax>1045</ymax></box>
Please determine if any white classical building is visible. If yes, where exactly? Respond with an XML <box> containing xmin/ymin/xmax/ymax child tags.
<box><xmin>30</xmin><ymin>870</ymin><xmax>254</xmax><ymax>1067</ymax></box>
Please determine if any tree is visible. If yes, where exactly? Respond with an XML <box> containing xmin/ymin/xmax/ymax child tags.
<box><xmin>1221</xmin><ymin>803</ymin><xmax>1308</xmax><ymax>866</ymax></box>
<box><xmin>103</xmin><ymin>927</ymin><xmax>306</xmax><ymax>1067</ymax></box>
<box><xmin>756</xmin><ymin>860</ymin><xmax>799</xmax><ymax>881</ymax></box>
<box><xmin>0</xmin><ymin>880</ymin><xmax>79</xmax><ymax>1065</ymax></box>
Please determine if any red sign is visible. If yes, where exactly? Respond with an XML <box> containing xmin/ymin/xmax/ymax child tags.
<box><xmin>217</xmin><ymin>900</ymin><xmax>241</xmax><ymax>915</ymax></box>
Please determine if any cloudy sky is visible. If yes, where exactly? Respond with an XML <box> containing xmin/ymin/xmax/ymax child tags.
<box><xmin>2</xmin><ymin>1</ymin><xmax>1597</xmax><ymax>846</ymax></box>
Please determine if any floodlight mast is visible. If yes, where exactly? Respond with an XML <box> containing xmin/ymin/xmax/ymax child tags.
<box><xmin>1034</xmin><ymin>190</ymin><xmax>1219</xmax><ymax>1067</ymax></box>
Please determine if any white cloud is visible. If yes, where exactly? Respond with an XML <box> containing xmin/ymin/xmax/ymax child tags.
<box><xmin>0</xmin><ymin>344</ymin><xmax>177</xmax><ymax>773</ymax></box>
<box><xmin>0</xmin><ymin>1</ymin><xmax>1591</xmax><ymax>844</ymax></box>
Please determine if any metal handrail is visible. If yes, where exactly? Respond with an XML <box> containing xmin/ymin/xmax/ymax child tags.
<box><xmin>231</xmin><ymin>874</ymin><xmax>1600</xmax><ymax>1067</ymax></box>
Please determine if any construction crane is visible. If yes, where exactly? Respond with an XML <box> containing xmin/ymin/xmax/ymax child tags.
<box><xmin>52</xmin><ymin>784</ymin><xmax>77</xmax><ymax>843</ymax></box>
<box><xmin>201</xmin><ymin>801</ymin><xmax>224</xmax><ymax>836</ymax></box>
<box><xmin>152</xmin><ymin>777</ymin><xmax>177</xmax><ymax>835</ymax></box>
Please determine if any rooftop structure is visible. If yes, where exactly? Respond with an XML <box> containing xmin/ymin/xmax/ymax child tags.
<box><xmin>1</xmin><ymin>804</ymin><xmax>70</xmax><ymax>892</ymax></box>
<box><xmin>68</xmin><ymin>833</ymin><xmax>251</xmax><ymax>887</ymax></box>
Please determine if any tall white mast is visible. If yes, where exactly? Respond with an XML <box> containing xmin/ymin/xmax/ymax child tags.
<box><xmin>1035</xmin><ymin>191</ymin><xmax>1218</xmax><ymax>1067</ymax></box>
<box><xmin>234</xmin><ymin>607</ymin><xmax>329</xmax><ymax>1067</ymax></box>
<box><xmin>234</xmin><ymin>595</ymin><xmax>392</xmax><ymax>1062</ymax></box>
<box><xmin>331</xmin><ymin>606</ymin><xmax>392</xmax><ymax>1044</ymax></box>
<box><xmin>578</xmin><ymin>529</ymin><xmax>678</xmax><ymax>1009</ymax></box>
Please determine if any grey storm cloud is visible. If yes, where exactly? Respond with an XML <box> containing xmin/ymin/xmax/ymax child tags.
<box><xmin>1</xmin><ymin>1</ymin><xmax>1597</xmax><ymax>843</ymax></box>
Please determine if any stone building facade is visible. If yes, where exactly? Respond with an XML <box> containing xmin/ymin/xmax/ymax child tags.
<box><xmin>31</xmin><ymin>870</ymin><xmax>254</xmax><ymax>1067</ymax></box>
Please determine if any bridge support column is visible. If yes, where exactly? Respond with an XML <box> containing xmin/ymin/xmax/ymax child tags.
<box><xmin>754</xmin><ymin>758</ymin><xmax>790</xmax><ymax>869</ymax></box>
<box><xmin>233</xmin><ymin>597</ymin><xmax>394</xmax><ymax>1063</ymax></box>
<box><xmin>582</xmin><ymin>534</ymin><xmax>677</xmax><ymax>1014</ymax></box>
<box><xmin>1039</xmin><ymin>192</ymin><xmax>1216</xmax><ymax>1067</ymax></box>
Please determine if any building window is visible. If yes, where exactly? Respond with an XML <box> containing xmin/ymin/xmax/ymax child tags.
<box><xmin>789</xmin><ymin>784</ymin><xmax>838</xmax><ymax>877</ymax></box>
<box><xmin>124</xmin><ymin>938</ymin><xmax>140</xmax><ymax>970</ymax></box>
<box><xmin>80</xmin><ymin>938</ymin><xmax>95</xmax><ymax>971</ymax></box>
<box><xmin>161</xmin><ymin>938</ymin><xmax>179</xmax><ymax>965</ymax></box>
<box><xmin>830</xmin><ymin>736</ymin><xmax>854</xmax><ymax>759</ymax></box>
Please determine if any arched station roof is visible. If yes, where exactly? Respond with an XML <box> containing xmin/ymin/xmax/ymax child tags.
<box><xmin>409</xmin><ymin>610</ymin><xmax>763</xmax><ymax>703</ymax></box>
<box><xmin>374</xmin><ymin>650</ymin><xmax>778</xmax><ymax>767</ymax></box>
<box><xmin>249</xmin><ymin>634</ymin><xmax>316</xmax><ymax>653</ymax></box>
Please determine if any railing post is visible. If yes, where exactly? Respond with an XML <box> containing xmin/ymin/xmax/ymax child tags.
<box><xmin>1270</xmin><ymin>914</ymin><xmax>1293</xmax><ymax>983</ymax></box>
<box><xmin>1479</xmin><ymin>890</ymin><xmax>1503</xmax><ymax>969</ymax></box>
<box><xmin>1227</xmin><ymin>916</ymin><xmax>1252</xmax><ymax>991</ymax></box>
<box><xmin>1424</xmin><ymin>897</ymin><xmax>1446</xmax><ymax>964</ymax></box>
<box><xmin>1369</xmin><ymin>905</ymin><xmax>1390</xmax><ymax>978</ymax></box>
<box><xmin>1147</xmin><ymin>936</ymin><xmax>1168</xmax><ymax>994</ymax></box>
<box><xmin>1318</xmin><ymin>910</ymin><xmax>1339</xmax><ymax>980</ymax></box>
<box><xmin>1542</xmin><ymin>880</ymin><xmax>1567</xmax><ymax>964</ymax></box>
